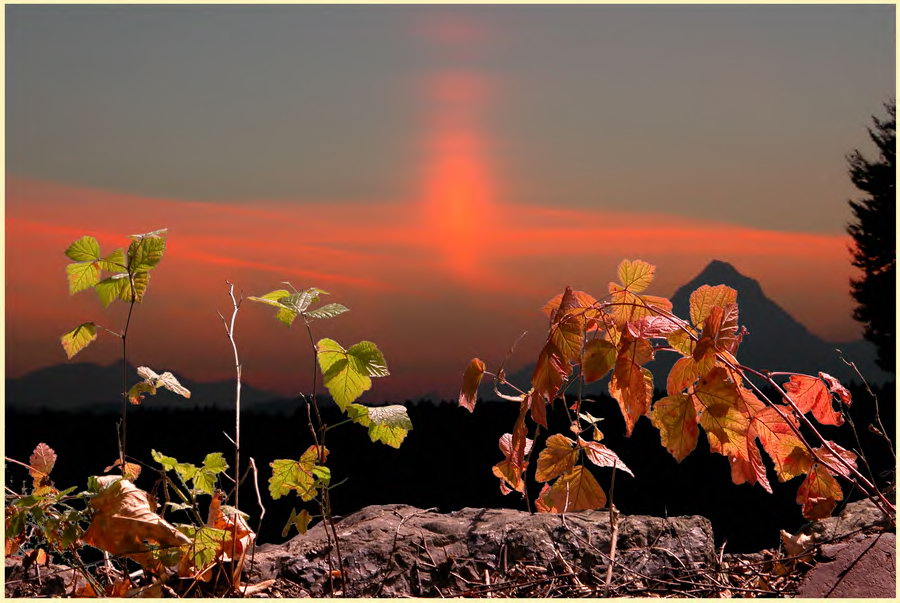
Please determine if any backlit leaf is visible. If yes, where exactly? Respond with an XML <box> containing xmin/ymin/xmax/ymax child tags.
<box><xmin>60</xmin><ymin>323</ymin><xmax>98</xmax><ymax>359</ymax></box>
<box><xmin>627</xmin><ymin>315</ymin><xmax>684</xmax><ymax>339</ymax></box>
<box><xmin>796</xmin><ymin>464</ymin><xmax>842</xmax><ymax>520</ymax></box>
<box><xmin>535</xmin><ymin>434</ymin><xmax>578</xmax><ymax>482</ymax></box>
<box><xmin>492</xmin><ymin>399</ymin><xmax>530</xmax><ymax>495</ymax></box>
<box><xmin>346</xmin><ymin>404</ymin><xmax>413</xmax><ymax>448</ymax></box>
<box><xmin>692</xmin><ymin>368</ymin><xmax>749</xmax><ymax>460</ymax></box>
<box><xmin>535</xmin><ymin>466</ymin><xmax>606</xmax><ymax>513</ymax></box>
<box><xmin>282</xmin><ymin>508</ymin><xmax>313</xmax><ymax>537</ymax></box>
<box><xmin>581</xmin><ymin>338</ymin><xmax>616</xmax><ymax>383</ymax></box>
<box><xmin>783</xmin><ymin>375</ymin><xmax>842</xmax><ymax>426</ymax></box>
<box><xmin>579</xmin><ymin>438</ymin><xmax>634</xmax><ymax>476</ymax></box>
<box><xmin>127</xmin><ymin>381</ymin><xmax>157</xmax><ymax>405</ymax></box>
<box><xmin>103</xmin><ymin>459</ymin><xmax>142</xmax><ymax>481</ymax></box>
<box><xmin>689</xmin><ymin>285</ymin><xmax>738</xmax><ymax>328</ymax></box>
<box><xmin>616</xmin><ymin>259</ymin><xmax>655</xmax><ymax>293</ymax></box>
<box><xmin>66</xmin><ymin>261</ymin><xmax>100</xmax><ymax>294</ymax></box>
<box><xmin>531</xmin><ymin>340</ymin><xmax>569</xmax><ymax>412</ymax></box>
<box><xmin>541</xmin><ymin>290</ymin><xmax>600</xmax><ymax>322</ymax></box>
<box><xmin>819</xmin><ymin>372</ymin><xmax>852</xmax><ymax>406</ymax></box>
<box><xmin>752</xmin><ymin>405</ymin><xmax>811</xmax><ymax>482</ymax></box>
<box><xmin>458</xmin><ymin>357</ymin><xmax>486</xmax><ymax>412</ymax></box>
<box><xmin>347</xmin><ymin>341</ymin><xmax>390</xmax><ymax>377</ymax></box>
<box><xmin>650</xmin><ymin>394</ymin><xmax>699</xmax><ymax>462</ymax></box>
<box><xmin>317</xmin><ymin>339</ymin><xmax>388</xmax><ymax>410</ymax></box>
<box><xmin>549</xmin><ymin>287</ymin><xmax>586</xmax><ymax>365</ymax></box>
<box><xmin>29</xmin><ymin>443</ymin><xmax>57</xmax><ymax>484</ymax></box>
<box><xmin>135</xmin><ymin>366</ymin><xmax>192</xmax><ymax>400</ymax></box>
<box><xmin>813</xmin><ymin>442</ymin><xmax>857</xmax><ymax>479</ymax></box>
<box><xmin>95</xmin><ymin>274</ymin><xmax>129</xmax><ymax>307</ymax></box>
<box><xmin>608</xmin><ymin>336</ymin><xmax>655</xmax><ymax>436</ymax></box>
<box><xmin>305</xmin><ymin>303</ymin><xmax>349</xmax><ymax>320</ymax></box>
<box><xmin>65</xmin><ymin>236</ymin><xmax>100</xmax><ymax>262</ymax></box>
<box><xmin>268</xmin><ymin>446</ymin><xmax>329</xmax><ymax>501</ymax></box>
<box><xmin>98</xmin><ymin>248</ymin><xmax>126</xmax><ymax>272</ymax></box>
<box><xmin>127</xmin><ymin>230</ymin><xmax>167</xmax><ymax>271</ymax></box>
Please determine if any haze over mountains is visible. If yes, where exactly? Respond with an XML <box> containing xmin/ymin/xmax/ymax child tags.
<box><xmin>6</xmin><ymin>260</ymin><xmax>889</xmax><ymax>412</ymax></box>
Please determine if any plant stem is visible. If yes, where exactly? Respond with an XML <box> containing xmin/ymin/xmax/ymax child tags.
<box><xmin>220</xmin><ymin>281</ymin><xmax>244</xmax><ymax>589</ymax></box>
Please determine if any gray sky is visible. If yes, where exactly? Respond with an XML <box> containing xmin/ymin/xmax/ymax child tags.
<box><xmin>8</xmin><ymin>4</ymin><xmax>895</xmax><ymax>233</ymax></box>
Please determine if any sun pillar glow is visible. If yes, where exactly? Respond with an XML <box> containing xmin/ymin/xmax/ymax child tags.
<box><xmin>419</xmin><ymin>66</ymin><xmax>499</xmax><ymax>284</ymax></box>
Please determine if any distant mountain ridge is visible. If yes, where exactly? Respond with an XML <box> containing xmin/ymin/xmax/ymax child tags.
<box><xmin>5</xmin><ymin>362</ymin><xmax>287</xmax><ymax>413</ymax></box>
<box><xmin>502</xmin><ymin>259</ymin><xmax>889</xmax><ymax>396</ymax></box>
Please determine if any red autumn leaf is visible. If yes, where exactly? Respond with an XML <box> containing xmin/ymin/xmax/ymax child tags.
<box><xmin>535</xmin><ymin>465</ymin><xmax>606</xmax><ymax>513</ymax></box>
<box><xmin>535</xmin><ymin>434</ymin><xmax>578</xmax><ymax>482</ymax></box>
<box><xmin>542</xmin><ymin>289</ymin><xmax>601</xmax><ymax>330</ymax></box>
<box><xmin>104</xmin><ymin>458</ymin><xmax>142</xmax><ymax>481</ymax></box>
<box><xmin>650</xmin><ymin>394</ymin><xmax>699</xmax><ymax>462</ymax></box>
<box><xmin>812</xmin><ymin>442</ymin><xmax>857</xmax><ymax>479</ymax></box>
<box><xmin>581</xmin><ymin>338</ymin><xmax>617</xmax><ymax>383</ymax></box>
<box><xmin>608</xmin><ymin>335</ymin><xmax>654</xmax><ymax>436</ymax></box>
<box><xmin>578</xmin><ymin>438</ymin><xmax>634</xmax><ymax>476</ymax></box>
<box><xmin>796</xmin><ymin>464</ymin><xmax>843</xmax><ymax>520</ymax></box>
<box><xmin>693</xmin><ymin>303</ymin><xmax>739</xmax><ymax>360</ymax></box>
<box><xmin>531</xmin><ymin>340</ymin><xmax>569</xmax><ymax>412</ymax></box>
<box><xmin>783</xmin><ymin>375</ymin><xmax>843</xmax><ymax>426</ymax></box>
<box><xmin>29</xmin><ymin>443</ymin><xmax>57</xmax><ymax>484</ymax></box>
<box><xmin>751</xmin><ymin>405</ymin><xmax>811</xmax><ymax>482</ymax></box>
<box><xmin>207</xmin><ymin>490</ymin><xmax>254</xmax><ymax>562</ymax></box>
<box><xmin>626</xmin><ymin>315</ymin><xmax>684</xmax><ymax>339</ymax></box>
<box><xmin>819</xmin><ymin>372</ymin><xmax>852</xmax><ymax>406</ymax></box>
<box><xmin>492</xmin><ymin>399</ymin><xmax>532</xmax><ymax>495</ymax></box>
<box><xmin>666</xmin><ymin>355</ymin><xmax>715</xmax><ymax>396</ymax></box>
<box><xmin>458</xmin><ymin>357</ymin><xmax>486</xmax><ymax>412</ymax></box>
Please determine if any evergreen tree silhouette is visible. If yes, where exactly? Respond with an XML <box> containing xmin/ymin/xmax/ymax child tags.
<box><xmin>847</xmin><ymin>101</ymin><xmax>895</xmax><ymax>372</ymax></box>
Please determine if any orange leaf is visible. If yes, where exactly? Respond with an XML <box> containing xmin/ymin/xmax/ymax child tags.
<box><xmin>29</xmin><ymin>443</ymin><xmax>57</xmax><ymax>485</ymax></box>
<box><xmin>581</xmin><ymin>338</ymin><xmax>616</xmax><ymax>383</ymax></box>
<box><xmin>650</xmin><ymin>394</ymin><xmax>699</xmax><ymax>462</ymax></box>
<box><xmin>666</xmin><ymin>355</ymin><xmax>714</xmax><ymax>396</ymax></box>
<box><xmin>549</xmin><ymin>288</ymin><xmax>586</xmax><ymax>366</ymax></box>
<box><xmin>492</xmin><ymin>400</ymin><xmax>532</xmax><ymax>494</ymax></box>
<box><xmin>812</xmin><ymin>442</ymin><xmax>857</xmax><ymax>479</ymax></box>
<box><xmin>208</xmin><ymin>490</ymin><xmax>254</xmax><ymax>562</ymax></box>
<box><xmin>819</xmin><ymin>372</ymin><xmax>852</xmax><ymax>406</ymax></box>
<box><xmin>752</xmin><ymin>405</ymin><xmax>811</xmax><ymax>482</ymax></box>
<box><xmin>616</xmin><ymin>259</ymin><xmax>655</xmax><ymax>293</ymax></box>
<box><xmin>82</xmin><ymin>477</ymin><xmax>191</xmax><ymax>570</ymax></box>
<box><xmin>535</xmin><ymin>466</ymin><xmax>606</xmax><ymax>513</ymax></box>
<box><xmin>104</xmin><ymin>458</ymin><xmax>142</xmax><ymax>481</ymax></box>
<box><xmin>783</xmin><ymin>375</ymin><xmax>843</xmax><ymax>426</ymax></box>
<box><xmin>627</xmin><ymin>315</ymin><xmax>684</xmax><ymax>339</ymax></box>
<box><xmin>458</xmin><ymin>358</ymin><xmax>486</xmax><ymax>412</ymax></box>
<box><xmin>796</xmin><ymin>464</ymin><xmax>843</xmax><ymax>520</ymax></box>
<box><xmin>608</xmin><ymin>335</ymin><xmax>654</xmax><ymax>436</ymax></box>
<box><xmin>689</xmin><ymin>285</ymin><xmax>737</xmax><ymax>327</ymax></box>
<box><xmin>535</xmin><ymin>434</ymin><xmax>578</xmax><ymax>482</ymax></box>
<box><xmin>542</xmin><ymin>289</ymin><xmax>601</xmax><ymax>327</ymax></box>
<box><xmin>578</xmin><ymin>438</ymin><xmax>634</xmax><ymax>476</ymax></box>
<box><xmin>531</xmin><ymin>340</ymin><xmax>569</xmax><ymax>410</ymax></box>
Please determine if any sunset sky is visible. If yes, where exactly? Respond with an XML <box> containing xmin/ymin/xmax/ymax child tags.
<box><xmin>6</xmin><ymin>5</ymin><xmax>895</xmax><ymax>401</ymax></box>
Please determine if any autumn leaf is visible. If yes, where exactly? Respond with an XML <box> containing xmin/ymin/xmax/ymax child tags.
<box><xmin>60</xmin><ymin>323</ymin><xmax>98</xmax><ymax>359</ymax></box>
<box><xmin>692</xmin><ymin>368</ymin><xmax>750</xmax><ymax>459</ymax></box>
<box><xmin>689</xmin><ymin>285</ymin><xmax>738</xmax><ymax>327</ymax></box>
<box><xmin>796</xmin><ymin>464</ymin><xmax>843</xmax><ymax>520</ymax></box>
<box><xmin>82</xmin><ymin>476</ymin><xmax>191</xmax><ymax>570</ymax></box>
<box><xmin>751</xmin><ymin>405</ymin><xmax>811</xmax><ymax>482</ymax></box>
<box><xmin>581</xmin><ymin>338</ymin><xmax>617</xmax><ymax>383</ymax></box>
<box><xmin>783</xmin><ymin>375</ymin><xmax>843</xmax><ymax>426</ymax></box>
<box><xmin>207</xmin><ymin>490</ymin><xmax>254</xmax><ymax>562</ymax></box>
<box><xmin>542</xmin><ymin>289</ymin><xmax>601</xmax><ymax>330</ymax></box>
<box><xmin>666</xmin><ymin>356</ymin><xmax>713</xmax><ymax>396</ymax></box>
<box><xmin>819</xmin><ymin>372</ymin><xmax>852</xmax><ymax>406</ymax></box>
<box><xmin>458</xmin><ymin>358</ymin><xmax>486</xmax><ymax>412</ymax></box>
<box><xmin>492</xmin><ymin>400</ymin><xmax>532</xmax><ymax>495</ymax></box>
<box><xmin>535</xmin><ymin>466</ymin><xmax>606</xmax><ymax>513</ymax></box>
<box><xmin>578</xmin><ymin>438</ymin><xmax>634</xmax><ymax>476</ymax></box>
<box><xmin>617</xmin><ymin>259</ymin><xmax>656</xmax><ymax>292</ymax></box>
<box><xmin>549</xmin><ymin>287</ymin><xmax>586</xmax><ymax>365</ymax></box>
<box><xmin>535</xmin><ymin>434</ymin><xmax>579</xmax><ymax>482</ymax></box>
<box><xmin>650</xmin><ymin>394</ymin><xmax>699</xmax><ymax>462</ymax></box>
<box><xmin>135</xmin><ymin>366</ymin><xmax>192</xmax><ymax>399</ymax></box>
<box><xmin>66</xmin><ymin>260</ymin><xmax>101</xmax><ymax>295</ymax></box>
<box><xmin>812</xmin><ymin>442</ymin><xmax>857</xmax><ymax>479</ymax></box>
<box><xmin>608</xmin><ymin>335</ymin><xmax>655</xmax><ymax>436</ymax></box>
<box><xmin>531</xmin><ymin>340</ymin><xmax>569</xmax><ymax>415</ymax></box>
<box><xmin>104</xmin><ymin>458</ymin><xmax>142</xmax><ymax>481</ymax></box>
<box><xmin>29</xmin><ymin>443</ymin><xmax>57</xmax><ymax>486</ymax></box>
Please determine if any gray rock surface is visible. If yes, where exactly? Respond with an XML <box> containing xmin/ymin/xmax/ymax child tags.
<box><xmin>797</xmin><ymin>532</ymin><xmax>896</xmax><ymax>598</ymax></box>
<box><xmin>248</xmin><ymin>504</ymin><xmax>716</xmax><ymax>597</ymax></box>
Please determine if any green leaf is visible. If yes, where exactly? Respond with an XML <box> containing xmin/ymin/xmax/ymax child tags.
<box><xmin>347</xmin><ymin>341</ymin><xmax>390</xmax><ymax>377</ymax></box>
<box><xmin>66</xmin><ymin>261</ymin><xmax>101</xmax><ymax>294</ymax></box>
<box><xmin>127</xmin><ymin>381</ymin><xmax>157</xmax><ymax>405</ymax></box>
<box><xmin>347</xmin><ymin>404</ymin><xmax>413</xmax><ymax>448</ymax></box>
<box><xmin>192</xmin><ymin>470</ymin><xmax>218</xmax><ymax>496</ymax></box>
<box><xmin>127</xmin><ymin>231</ymin><xmax>167</xmax><ymax>271</ymax></box>
<box><xmin>282</xmin><ymin>508</ymin><xmax>313</xmax><ymax>538</ymax></box>
<box><xmin>99</xmin><ymin>248</ymin><xmax>126</xmax><ymax>272</ymax></box>
<box><xmin>276</xmin><ymin>307</ymin><xmax>299</xmax><ymax>326</ymax></box>
<box><xmin>268</xmin><ymin>446</ymin><xmax>329</xmax><ymax>501</ymax></box>
<box><xmin>65</xmin><ymin>236</ymin><xmax>100</xmax><ymax>262</ymax></box>
<box><xmin>249</xmin><ymin>289</ymin><xmax>299</xmax><ymax>326</ymax></box>
<box><xmin>95</xmin><ymin>274</ymin><xmax>129</xmax><ymax>307</ymax></box>
<box><xmin>305</xmin><ymin>303</ymin><xmax>349</xmax><ymax>321</ymax></box>
<box><xmin>178</xmin><ymin>525</ymin><xmax>230</xmax><ymax>569</ymax></box>
<box><xmin>151</xmin><ymin>450</ymin><xmax>199</xmax><ymax>485</ymax></box>
<box><xmin>60</xmin><ymin>323</ymin><xmax>98</xmax><ymax>359</ymax></box>
<box><xmin>202</xmin><ymin>453</ymin><xmax>228</xmax><ymax>474</ymax></box>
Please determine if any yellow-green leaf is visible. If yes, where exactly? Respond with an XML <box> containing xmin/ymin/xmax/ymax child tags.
<box><xmin>60</xmin><ymin>323</ymin><xmax>98</xmax><ymax>359</ymax></box>
<box><xmin>347</xmin><ymin>404</ymin><xmax>413</xmax><ymax>448</ymax></box>
<box><xmin>65</xmin><ymin>236</ymin><xmax>100</xmax><ymax>262</ymax></box>
<box><xmin>268</xmin><ymin>446</ymin><xmax>329</xmax><ymax>501</ymax></box>
<box><xmin>282</xmin><ymin>509</ymin><xmax>313</xmax><ymax>537</ymax></box>
<box><xmin>689</xmin><ymin>285</ymin><xmax>738</xmax><ymax>328</ymax></box>
<box><xmin>66</xmin><ymin>261</ymin><xmax>100</xmax><ymax>294</ymax></box>
<box><xmin>616</xmin><ymin>259</ymin><xmax>655</xmax><ymax>292</ymax></box>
